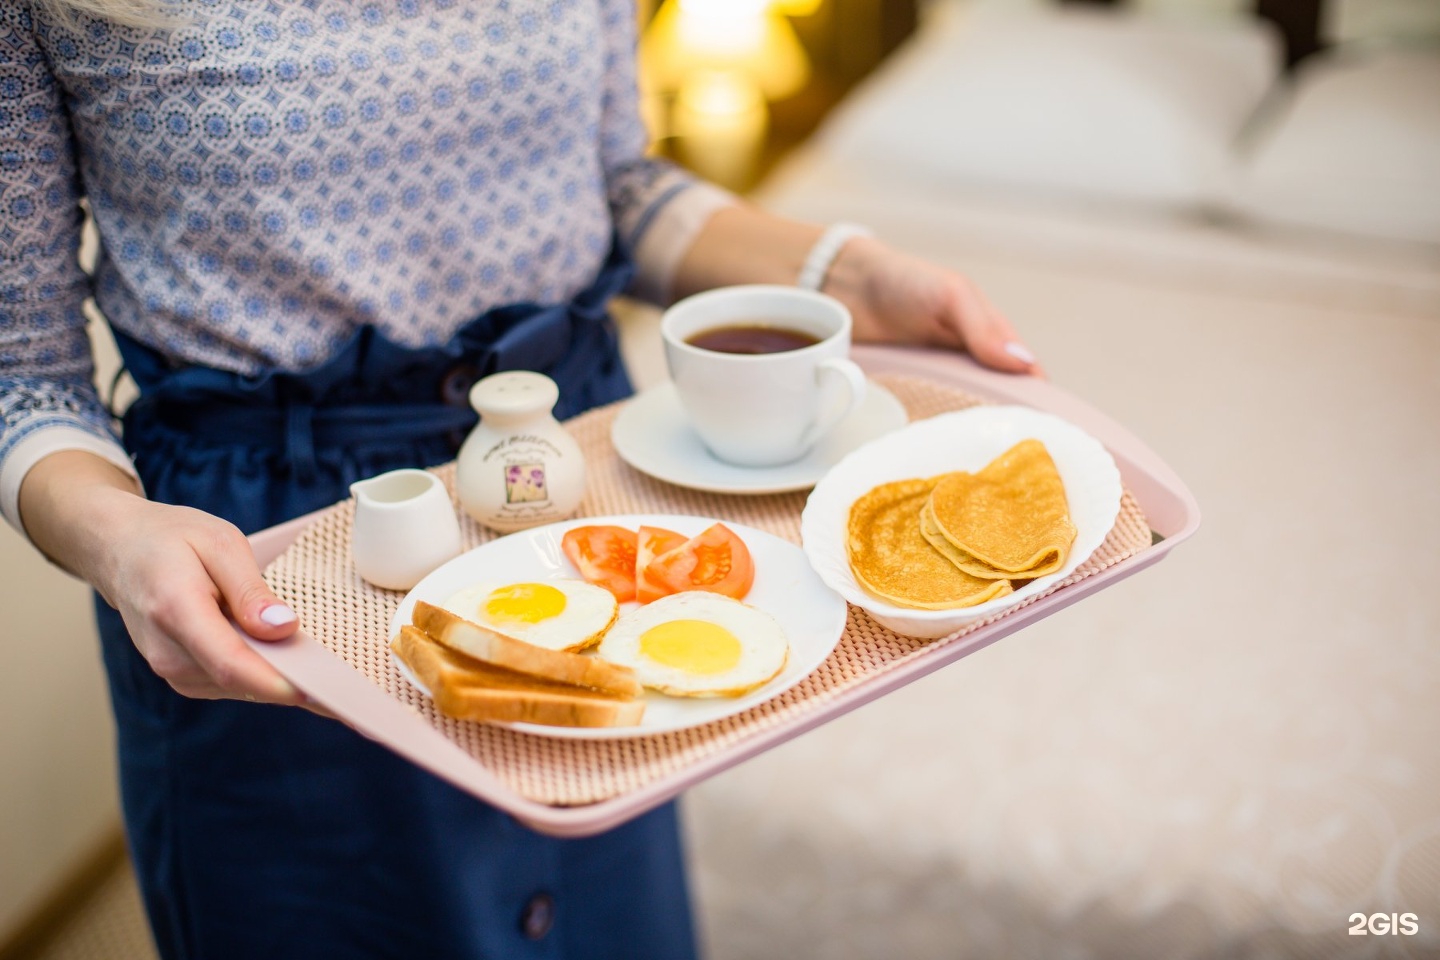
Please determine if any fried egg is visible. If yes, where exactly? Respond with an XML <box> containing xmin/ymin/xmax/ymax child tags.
<box><xmin>597</xmin><ymin>592</ymin><xmax>789</xmax><ymax>698</ymax></box>
<box><xmin>442</xmin><ymin>579</ymin><xmax>618</xmax><ymax>653</ymax></box>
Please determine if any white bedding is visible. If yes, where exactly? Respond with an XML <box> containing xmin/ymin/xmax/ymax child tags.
<box><xmin>759</xmin><ymin>150</ymin><xmax>1440</xmax><ymax>319</ymax></box>
<box><xmin>654</xmin><ymin>9</ymin><xmax>1440</xmax><ymax>960</ymax></box>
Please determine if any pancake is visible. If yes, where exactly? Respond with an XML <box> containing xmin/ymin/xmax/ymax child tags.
<box><xmin>926</xmin><ymin>439</ymin><xmax>1076</xmax><ymax>578</ymax></box>
<box><xmin>846</xmin><ymin>477</ymin><xmax>1014</xmax><ymax>610</ymax></box>
<box><xmin>918</xmin><ymin>499</ymin><xmax>1011</xmax><ymax>580</ymax></box>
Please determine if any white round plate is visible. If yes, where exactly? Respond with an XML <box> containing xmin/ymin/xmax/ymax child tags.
<box><xmin>610</xmin><ymin>381</ymin><xmax>908</xmax><ymax>495</ymax></box>
<box><xmin>390</xmin><ymin>513</ymin><xmax>848</xmax><ymax>738</ymax></box>
<box><xmin>801</xmin><ymin>406</ymin><xmax>1122</xmax><ymax>639</ymax></box>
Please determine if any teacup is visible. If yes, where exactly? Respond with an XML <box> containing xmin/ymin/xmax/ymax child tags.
<box><xmin>661</xmin><ymin>285</ymin><xmax>867</xmax><ymax>467</ymax></box>
<box><xmin>350</xmin><ymin>469</ymin><xmax>463</xmax><ymax>590</ymax></box>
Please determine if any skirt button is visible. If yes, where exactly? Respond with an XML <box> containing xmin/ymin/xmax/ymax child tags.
<box><xmin>439</xmin><ymin>362</ymin><xmax>480</xmax><ymax>407</ymax></box>
<box><xmin>519</xmin><ymin>892</ymin><xmax>556</xmax><ymax>940</ymax></box>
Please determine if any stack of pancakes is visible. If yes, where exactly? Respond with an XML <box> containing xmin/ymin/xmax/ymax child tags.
<box><xmin>846</xmin><ymin>439</ymin><xmax>1077</xmax><ymax>610</ymax></box>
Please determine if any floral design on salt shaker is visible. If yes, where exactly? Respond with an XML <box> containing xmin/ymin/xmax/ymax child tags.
<box><xmin>455</xmin><ymin>371</ymin><xmax>586</xmax><ymax>533</ymax></box>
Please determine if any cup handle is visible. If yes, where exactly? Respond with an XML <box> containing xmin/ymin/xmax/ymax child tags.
<box><xmin>798</xmin><ymin>358</ymin><xmax>868</xmax><ymax>451</ymax></box>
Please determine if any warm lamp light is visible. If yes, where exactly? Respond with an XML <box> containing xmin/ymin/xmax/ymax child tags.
<box><xmin>672</xmin><ymin>70</ymin><xmax>769</xmax><ymax>186</ymax></box>
<box><xmin>641</xmin><ymin>0</ymin><xmax>812</xmax><ymax>102</ymax></box>
<box><xmin>771</xmin><ymin>0</ymin><xmax>823</xmax><ymax>16</ymax></box>
<box><xmin>639</xmin><ymin>0</ymin><xmax>817</xmax><ymax>188</ymax></box>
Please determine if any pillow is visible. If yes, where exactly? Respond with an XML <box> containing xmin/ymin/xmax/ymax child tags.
<box><xmin>816</xmin><ymin>4</ymin><xmax>1282</xmax><ymax>207</ymax></box>
<box><xmin>1224</xmin><ymin>47</ymin><xmax>1440</xmax><ymax>245</ymax></box>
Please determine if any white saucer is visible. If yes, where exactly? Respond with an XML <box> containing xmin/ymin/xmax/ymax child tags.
<box><xmin>610</xmin><ymin>380</ymin><xmax>909</xmax><ymax>495</ymax></box>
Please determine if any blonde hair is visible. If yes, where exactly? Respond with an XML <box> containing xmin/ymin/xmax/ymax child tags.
<box><xmin>35</xmin><ymin>0</ymin><xmax>179</xmax><ymax>30</ymax></box>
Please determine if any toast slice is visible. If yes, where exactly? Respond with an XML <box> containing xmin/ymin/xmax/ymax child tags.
<box><xmin>411</xmin><ymin>600</ymin><xmax>642</xmax><ymax>699</ymax></box>
<box><xmin>392</xmin><ymin>627</ymin><xmax>645</xmax><ymax>728</ymax></box>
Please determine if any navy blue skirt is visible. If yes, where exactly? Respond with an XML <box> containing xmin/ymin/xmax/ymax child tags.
<box><xmin>95</xmin><ymin>250</ymin><xmax>698</xmax><ymax>960</ymax></box>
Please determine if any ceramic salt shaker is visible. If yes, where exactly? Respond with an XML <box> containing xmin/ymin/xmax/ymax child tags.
<box><xmin>455</xmin><ymin>371</ymin><xmax>586</xmax><ymax>533</ymax></box>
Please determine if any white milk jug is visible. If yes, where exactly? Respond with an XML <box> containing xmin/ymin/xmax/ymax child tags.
<box><xmin>349</xmin><ymin>468</ymin><xmax>463</xmax><ymax>590</ymax></box>
<box><xmin>454</xmin><ymin>371</ymin><xmax>586</xmax><ymax>533</ymax></box>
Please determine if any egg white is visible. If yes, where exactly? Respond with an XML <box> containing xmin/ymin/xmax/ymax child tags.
<box><xmin>442</xmin><ymin>579</ymin><xmax>618</xmax><ymax>653</ymax></box>
<box><xmin>597</xmin><ymin>591</ymin><xmax>789</xmax><ymax>698</ymax></box>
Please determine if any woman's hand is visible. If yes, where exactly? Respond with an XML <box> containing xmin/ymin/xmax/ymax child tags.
<box><xmin>20</xmin><ymin>451</ymin><xmax>307</xmax><ymax>706</ymax></box>
<box><xmin>823</xmin><ymin>235</ymin><xmax>1042</xmax><ymax>375</ymax></box>
<box><xmin>667</xmin><ymin>204</ymin><xmax>1041</xmax><ymax>375</ymax></box>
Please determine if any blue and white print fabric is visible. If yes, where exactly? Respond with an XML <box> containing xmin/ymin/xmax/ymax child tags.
<box><xmin>0</xmin><ymin>0</ymin><xmax>699</xmax><ymax>529</ymax></box>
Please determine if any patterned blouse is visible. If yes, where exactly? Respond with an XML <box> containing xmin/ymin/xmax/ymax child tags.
<box><xmin>0</xmin><ymin>0</ymin><xmax>726</xmax><ymax>530</ymax></box>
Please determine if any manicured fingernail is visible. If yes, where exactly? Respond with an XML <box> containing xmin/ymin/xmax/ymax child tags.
<box><xmin>1003</xmin><ymin>341</ymin><xmax>1036</xmax><ymax>364</ymax></box>
<box><xmin>260</xmin><ymin>603</ymin><xmax>297</xmax><ymax>626</ymax></box>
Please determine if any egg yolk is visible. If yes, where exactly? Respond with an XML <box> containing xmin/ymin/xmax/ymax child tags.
<box><xmin>482</xmin><ymin>583</ymin><xmax>567</xmax><ymax>624</ymax></box>
<box><xmin>639</xmin><ymin>619</ymin><xmax>742</xmax><ymax>675</ymax></box>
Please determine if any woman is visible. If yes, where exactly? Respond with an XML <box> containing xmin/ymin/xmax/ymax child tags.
<box><xmin>1</xmin><ymin>0</ymin><xmax>1037</xmax><ymax>956</ymax></box>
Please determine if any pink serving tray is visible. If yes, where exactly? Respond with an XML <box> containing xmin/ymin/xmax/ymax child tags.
<box><xmin>238</xmin><ymin>345</ymin><xmax>1200</xmax><ymax>837</ymax></box>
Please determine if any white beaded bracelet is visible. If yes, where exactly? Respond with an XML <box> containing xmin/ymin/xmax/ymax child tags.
<box><xmin>797</xmin><ymin>222</ymin><xmax>872</xmax><ymax>292</ymax></box>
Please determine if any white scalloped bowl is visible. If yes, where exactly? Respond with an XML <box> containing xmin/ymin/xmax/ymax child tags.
<box><xmin>800</xmin><ymin>406</ymin><xmax>1123</xmax><ymax>639</ymax></box>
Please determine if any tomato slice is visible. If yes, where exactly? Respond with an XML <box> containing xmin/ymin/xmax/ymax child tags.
<box><xmin>635</xmin><ymin>525</ymin><xmax>688</xmax><ymax>604</ymax></box>
<box><xmin>561</xmin><ymin>525</ymin><xmax>638</xmax><ymax>603</ymax></box>
<box><xmin>645</xmin><ymin>523</ymin><xmax>754</xmax><ymax>600</ymax></box>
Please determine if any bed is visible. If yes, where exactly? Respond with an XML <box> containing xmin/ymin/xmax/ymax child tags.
<box><xmin>618</xmin><ymin>1</ymin><xmax>1440</xmax><ymax>957</ymax></box>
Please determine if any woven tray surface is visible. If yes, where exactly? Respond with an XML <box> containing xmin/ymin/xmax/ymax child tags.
<box><xmin>264</xmin><ymin>374</ymin><xmax>1152</xmax><ymax>807</ymax></box>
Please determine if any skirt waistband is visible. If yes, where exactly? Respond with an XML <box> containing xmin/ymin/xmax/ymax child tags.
<box><xmin>114</xmin><ymin>242</ymin><xmax>635</xmax><ymax>484</ymax></box>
